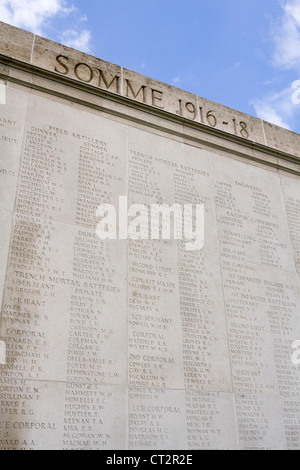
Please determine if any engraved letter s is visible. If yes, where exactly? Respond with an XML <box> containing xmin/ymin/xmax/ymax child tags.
<box><xmin>55</xmin><ymin>55</ymin><xmax>69</xmax><ymax>75</ymax></box>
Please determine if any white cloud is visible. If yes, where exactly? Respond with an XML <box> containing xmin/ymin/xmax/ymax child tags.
<box><xmin>252</xmin><ymin>86</ymin><xmax>294</xmax><ymax>130</ymax></box>
<box><xmin>285</xmin><ymin>0</ymin><xmax>300</xmax><ymax>25</ymax></box>
<box><xmin>172</xmin><ymin>77</ymin><xmax>181</xmax><ymax>84</ymax></box>
<box><xmin>62</xmin><ymin>29</ymin><xmax>91</xmax><ymax>53</ymax></box>
<box><xmin>0</xmin><ymin>0</ymin><xmax>72</xmax><ymax>34</ymax></box>
<box><xmin>272</xmin><ymin>0</ymin><xmax>300</xmax><ymax>70</ymax></box>
<box><xmin>253</xmin><ymin>102</ymin><xmax>291</xmax><ymax>129</ymax></box>
<box><xmin>252</xmin><ymin>1</ymin><xmax>300</xmax><ymax>130</ymax></box>
<box><xmin>0</xmin><ymin>0</ymin><xmax>92</xmax><ymax>52</ymax></box>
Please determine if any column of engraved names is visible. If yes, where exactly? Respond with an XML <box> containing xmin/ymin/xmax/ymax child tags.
<box><xmin>214</xmin><ymin>162</ymin><xmax>298</xmax><ymax>396</ymax></box>
<box><xmin>128</xmin><ymin>150</ymin><xmax>183</xmax><ymax>390</ymax></box>
<box><xmin>174</xmin><ymin>165</ymin><xmax>213</xmax><ymax>390</ymax></box>
<box><xmin>16</xmin><ymin>126</ymin><xmax>67</xmax><ymax>220</ymax></box>
<box><xmin>0</xmin><ymin>126</ymin><xmax>66</xmax><ymax>381</ymax></box>
<box><xmin>75</xmin><ymin>137</ymin><xmax>121</xmax><ymax>229</ymax></box>
<box><xmin>0</xmin><ymin>379</ymin><xmax>39</xmax><ymax>450</ymax></box>
<box><xmin>173</xmin><ymin>158</ymin><xmax>232</xmax><ymax>395</ymax></box>
<box><xmin>222</xmin><ymin>260</ymin><xmax>277</xmax><ymax>395</ymax></box>
<box><xmin>62</xmin><ymin>383</ymin><xmax>123</xmax><ymax>450</ymax></box>
<box><xmin>63</xmin><ymin>234</ymin><xmax>125</xmax><ymax>449</ymax></box>
<box><xmin>279</xmin><ymin>180</ymin><xmax>300</xmax><ymax>449</ymax></box>
<box><xmin>266</xmin><ymin>276</ymin><xmax>300</xmax><ymax>397</ymax></box>
<box><xmin>67</xmin><ymin>233</ymin><xmax>112</xmax><ymax>383</ymax></box>
<box><xmin>63</xmin><ymin>235</ymin><xmax>121</xmax><ymax>449</ymax></box>
<box><xmin>284</xmin><ymin>194</ymin><xmax>300</xmax><ymax>276</ymax></box>
<box><xmin>282</xmin><ymin>398</ymin><xmax>300</xmax><ymax>449</ymax></box>
<box><xmin>0</xmin><ymin>98</ymin><xmax>28</xmax><ymax>309</ymax></box>
<box><xmin>128</xmin><ymin>387</ymin><xmax>187</xmax><ymax>449</ymax></box>
<box><xmin>63</xmin><ymin>133</ymin><xmax>126</xmax><ymax>449</ymax></box>
<box><xmin>223</xmin><ymin>259</ymin><xmax>300</xmax><ymax>397</ymax></box>
<box><xmin>235</xmin><ymin>394</ymin><xmax>286</xmax><ymax>450</ymax></box>
<box><xmin>236</xmin><ymin>395</ymin><xmax>272</xmax><ymax>450</ymax></box>
<box><xmin>67</xmin><ymin>138</ymin><xmax>124</xmax><ymax>383</ymax></box>
<box><xmin>0</xmin><ymin>378</ymin><xmax>61</xmax><ymax>450</ymax></box>
<box><xmin>214</xmin><ymin>179</ymin><xmax>286</xmax><ymax>267</ymax></box>
<box><xmin>0</xmin><ymin>126</ymin><xmax>70</xmax><ymax>448</ymax></box>
<box><xmin>185</xmin><ymin>390</ymin><xmax>238</xmax><ymax>449</ymax></box>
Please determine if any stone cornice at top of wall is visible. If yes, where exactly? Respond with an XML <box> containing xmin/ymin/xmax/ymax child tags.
<box><xmin>1</xmin><ymin>20</ymin><xmax>300</xmax><ymax>159</ymax></box>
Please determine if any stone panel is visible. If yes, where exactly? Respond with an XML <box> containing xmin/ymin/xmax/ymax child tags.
<box><xmin>0</xmin><ymin>22</ymin><xmax>33</xmax><ymax>63</ymax></box>
<box><xmin>0</xmin><ymin>378</ymin><xmax>126</xmax><ymax>450</ymax></box>
<box><xmin>128</xmin><ymin>387</ymin><xmax>188</xmax><ymax>450</ymax></box>
<box><xmin>128</xmin><ymin>129</ymin><xmax>233</xmax><ymax>393</ymax></box>
<box><xmin>0</xmin><ymin>85</ymin><xmax>28</xmax><ymax>312</ymax></box>
<box><xmin>185</xmin><ymin>390</ymin><xmax>238</xmax><ymax>450</ymax></box>
<box><xmin>280</xmin><ymin>174</ymin><xmax>300</xmax><ymax>279</ymax></box>
<box><xmin>235</xmin><ymin>393</ymin><xmax>287</xmax><ymax>450</ymax></box>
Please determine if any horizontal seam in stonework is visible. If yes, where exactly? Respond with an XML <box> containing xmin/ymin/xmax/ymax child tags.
<box><xmin>3</xmin><ymin>83</ymin><xmax>300</xmax><ymax>171</ymax></box>
<box><xmin>7</xmin><ymin>208</ymin><xmax>300</xmax><ymax>274</ymax></box>
<box><xmin>6</xmin><ymin>213</ymin><xmax>299</xmax><ymax>268</ymax></box>
<box><xmin>3</xmin><ymin>77</ymin><xmax>300</xmax><ymax>176</ymax></box>
<box><xmin>0</xmin><ymin>375</ymin><xmax>298</xmax><ymax>399</ymax></box>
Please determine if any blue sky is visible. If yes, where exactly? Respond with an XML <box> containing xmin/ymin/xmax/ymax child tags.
<box><xmin>1</xmin><ymin>0</ymin><xmax>300</xmax><ymax>132</ymax></box>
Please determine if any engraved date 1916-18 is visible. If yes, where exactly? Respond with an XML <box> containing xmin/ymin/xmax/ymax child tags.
<box><xmin>176</xmin><ymin>99</ymin><xmax>249</xmax><ymax>139</ymax></box>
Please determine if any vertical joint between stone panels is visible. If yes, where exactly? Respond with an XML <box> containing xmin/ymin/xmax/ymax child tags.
<box><xmin>219</xmin><ymin>249</ymin><xmax>241</xmax><ymax>449</ymax></box>
<box><xmin>261</xmin><ymin>119</ymin><xmax>268</xmax><ymax>147</ymax></box>
<box><xmin>121</xmin><ymin>67</ymin><xmax>124</xmax><ymax>97</ymax></box>
<box><xmin>0</xmin><ymin>210</ymin><xmax>11</xmax><ymax>327</ymax></box>
<box><xmin>210</xmin><ymin>163</ymin><xmax>235</xmax><ymax>393</ymax></box>
<box><xmin>278</xmin><ymin>174</ymin><xmax>300</xmax><ymax>286</ymax></box>
<box><xmin>0</xmin><ymin>92</ymin><xmax>30</xmax><ymax>334</ymax></box>
<box><xmin>125</xmin><ymin>126</ymin><xmax>129</xmax><ymax>451</ymax></box>
<box><xmin>232</xmin><ymin>393</ymin><xmax>241</xmax><ymax>450</ymax></box>
<box><xmin>209</xmin><ymin>153</ymin><xmax>240</xmax><ymax>448</ymax></box>
<box><xmin>30</xmin><ymin>34</ymin><xmax>36</xmax><ymax>64</ymax></box>
<box><xmin>196</xmin><ymin>95</ymin><xmax>199</xmax><ymax>123</ymax></box>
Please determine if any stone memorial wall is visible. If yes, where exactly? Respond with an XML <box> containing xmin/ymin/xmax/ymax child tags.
<box><xmin>0</xmin><ymin>22</ymin><xmax>299</xmax><ymax>450</ymax></box>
